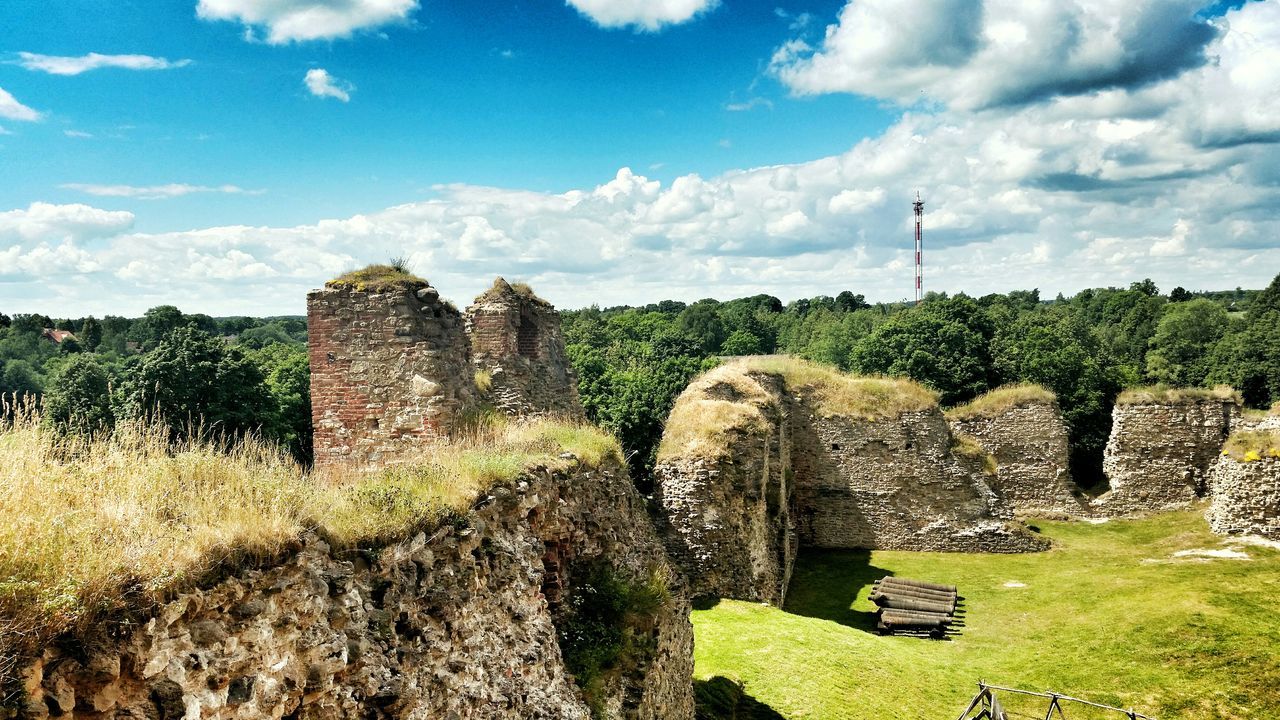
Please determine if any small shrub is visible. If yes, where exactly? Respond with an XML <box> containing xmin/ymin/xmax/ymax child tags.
<box><xmin>327</xmin><ymin>263</ymin><xmax>428</xmax><ymax>292</ymax></box>
<box><xmin>474</xmin><ymin>369</ymin><xmax>493</xmax><ymax>395</ymax></box>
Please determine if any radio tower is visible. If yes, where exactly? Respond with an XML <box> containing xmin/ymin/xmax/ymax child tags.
<box><xmin>913</xmin><ymin>191</ymin><xmax>924</xmax><ymax>305</ymax></box>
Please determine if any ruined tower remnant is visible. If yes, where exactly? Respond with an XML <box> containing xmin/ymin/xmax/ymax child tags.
<box><xmin>1093</xmin><ymin>387</ymin><xmax>1239</xmax><ymax>516</ymax></box>
<box><xmin>465</xmin><ymin>278</ymin><xmax>584</xmax><ymax>420</ymax></box>
<box><xmin>308</xmin><ymin>267</ymin><xmax>477</xmax><ymax>469</ymax></box>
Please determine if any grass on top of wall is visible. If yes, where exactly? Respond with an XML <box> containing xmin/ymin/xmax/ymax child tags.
<box><xmin>739</xmin><ymin>356</ymin><xmax>938</xmax><ymax>420</ymax></box>
<box><xmin>0</xmin><ymin>409</ymin><xmax>621</xmax><ymax>691</ymax></box>
<box><xmin>1116</xmin><ymin>384</ymin><xmax>1240</xmax><ymax>406</ymax></box>
<box><xmin>945</xmin><ymin>383</ymin><xmax>1058</xmax><ymax>421</ymax></box>
<box><xmin>1221</xmin><ymin>429</ymin><xmax>1280</xmax><ymax>462</ymax></box>
<box><xmin>693</xmin><ymin>509</ymin><xmax>1280</xmax><ymax>720</ymax></box>
<box><xmin>327</xmin><ymin>263</ymin><xmax>429</xmax><ymax>292</ymax></box>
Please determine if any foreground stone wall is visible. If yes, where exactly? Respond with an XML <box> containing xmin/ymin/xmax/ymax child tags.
<box><xmin>309</xmin><ymin>283</ymin><xmax>477</xmax><ymax>469</ymax></box>
<box><xmin>466</xmin><ymin>279</ymin><xmax>584</xmax><ymax>421</ymax></box>
<box><xmin>948</xmin><ymin>402</ymin><xmax>1086</xmax><ymax>516</ymax></box>
<box><xmin>653</xmin><ymin>371</ymin><xmax>795</xmax><ymax>605</ymax></box>
<box><xmin>1094</xmin><ymin>399</ymin><xmax>1238</xmax><ymax>516</ymax></box>
<box><xmin>8</xmin><ymin>462</ymin><xmax>695</xmax><ymax>720</ymax></box>
<box><xmin>790</xmin><ymin>402</ymin><xmax>1046</xmax><ymax>553</ymax></box>
<box><xmin>1206</xmin><ymin>456</ymin><xmax>1280</xmax><ymax>540</ymax></box>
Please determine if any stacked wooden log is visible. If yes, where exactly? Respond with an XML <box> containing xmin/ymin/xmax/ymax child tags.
<box><xmin>871</xmin><ymin>576</ymin><xmax>963</xmax><ymax>638</ymax></box>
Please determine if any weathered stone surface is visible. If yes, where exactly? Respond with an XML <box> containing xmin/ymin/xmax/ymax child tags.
<box><xmin>948</xmin><ymin>402</ymin><xmax>1087</xmax><ymax>516</ymax></box>
<box><xmin>1207</xmin><ymin>456</ymin><xmax>1280</xmax><ymax>540</ymax></box>
<box><xmin>7</xmin><ymin>463</ymin><xmax>694</xmax><ymax>720</ymax></box>
<box><xmin>466</xmin><ymin>279</ymin><xmax>584</xmax><ymax>421</ymax></box>
<box><xmin>308</xmin><ymin>284</ymin><xmax>478</xmax><ymax>469</ymax></box>
<box><xmin>654</xmin><ymin>372</ymin><xmax>795</xmax><ymax>605</ymax></box>
<box><xmin>1094</xmin><ymin>400</ymin><xmax>1238</xmax><ymax>516</ymax></box>
<box><xmin>655</xmin><ymin>364</ymin><xmax>1045</xmax><ymax>605</ymax></box>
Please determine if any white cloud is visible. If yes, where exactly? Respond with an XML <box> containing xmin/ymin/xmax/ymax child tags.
<box><xmin>63</xmin><ymin>130</ymin><xmax>93</xmax><ymax>139</ymax></box>
<box><xmin>304</xmin><ymin>69</ymin><xmax>353</xmax><ymax>102</ymax></box>
<box><xmin>566</xmin><ymin>0</ymin><xmax>718</xmax><ymax>31</ymax></box>
<box><xmin>0</xmin><ymin>126</ymin><xmax>12</xmax><ymax>135</ymax></box>
<box><xmin>725</xmin><ymin>97</ymin><xmax>773</xmax><ymax>112</ymax></box>
<box><xmin>0</xmin><ymin>86</ymin><xmax>40</xmax><ymax>122</ymax></box>
<box><xmin>1</xmin><ymin>3</ymin><xmax>1277</xmax><ymax>316</ymax></box>
<box><xmin>197</xmin><ymin>0</ymin><xmax>418</xmax><ymax>43</ymax></box>
<box><xmin>772</xmin><ymin>0</ymin><xmax>1218</xmax><ymax>111</ymax></box>
<box><xmin>60</xmin><ymin>183</ymin><xmax>262</xmax><ymax>200</ymax></box>
<box><xmin>15</xmin><ymin>52</ymin><xmax>191</xmax><ymax>76</ymax></box>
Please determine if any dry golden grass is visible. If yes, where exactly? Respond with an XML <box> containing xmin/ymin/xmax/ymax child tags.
<box><xmin>1116</xmin><ymin>384</ymin><xmax>1240</xmax><ymax>405</ymax></box>
<box><xmin>945</xmin><ymin>383</ymin><xmax>1057</xmax><ymax>420</ymax></box>
<box><xmin>1221</xmin><ymin>429</ymin><xmax>1280</xmax><ymax>462</ymax></box>
<box><xmin>656</xmin><ymin>363</ymin><xmax>778</xmax><ymax>462</ymax></box>
<box><xmin>739</xmin><ymin>356</ymin><xmax>937</xmax><ymax>419</ymax></box>
<box><xmin>476</xmin><ymin>277</ymin><xmax>551</xmax><ymax>306</ymax></box>
<box><xmin>327</xmin><ymin>263</ymin><xmax>428</xmax><ymax>292</ymax></box>
<box><xmin>474</xmin><ymin>368</ymin><xmax>493</xmax><ymax>395</ymax></box>
<box><xmin>0</xmin><ymin>409</ymin><xmax>619</xmax><ymax>685</ymax></box>
<box><xmin>951</xmin><ymin>433</ymin><xmax>998</xmax><ymax>476</ymax></box>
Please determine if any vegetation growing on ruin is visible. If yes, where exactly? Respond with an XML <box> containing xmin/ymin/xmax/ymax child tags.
<box><xmin>0</xmin><ymin>410</ymin><xmax>620</xmax><ymax>688</ymax></box>
<box><xmin>1116</xmin><ymin>384</ymin><xmax>1240</xmax><ymax>405</ymax></box>
<box><xmin>1221</xmin><ymin>429</ymin><xmax>1280</xmax><ymax>462</ymax></box>
<box><xmin>945</xmin><ymin>383</ymin><xmax>1057</xmax><ymax>420</ymax></box>
<box><xmin>740</xmin><ymin>356</ymin><xmax>938</xmax><ymax>419</ymax></box>
<box><xmin>693</xmin><ymin>510</ymin><xmax>1280</xmax><ymax>720</ymax></box>
<box><xmin>477</xmin><ymin>277</ymin><xmax>552</xmax><ymax>307</ymax></box>
<box><xmin>656</xmin><ymin>363</ymin><xmax>778</xmax><ymax>462</ymax></box>
<box><xmin>951</xmin><ymin>433</ymin><xmax>998</xmax><ymax>476</ymax></box>
<box><xmin>327</xmin><ymin>263</ymin><xmax>429</xmax><ymax>292</ymax></box>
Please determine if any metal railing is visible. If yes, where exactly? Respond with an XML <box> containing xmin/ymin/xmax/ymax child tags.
<box><xmin>956</xmin><ymin>682</ymin><xmax>1156</xmax><ymax>720</ymax></box>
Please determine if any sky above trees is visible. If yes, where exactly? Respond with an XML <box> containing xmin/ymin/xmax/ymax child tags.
<box><xmin>0</xmin><ymin>0</ymin><xmax>1277</xmax><ymax>316</ymax></box>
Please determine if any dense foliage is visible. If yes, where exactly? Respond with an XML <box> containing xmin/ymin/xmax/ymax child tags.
<box><xmin>561</xmin><ymin>277</ymin><xmax>1273</xmax><ymax>488</ymax></box>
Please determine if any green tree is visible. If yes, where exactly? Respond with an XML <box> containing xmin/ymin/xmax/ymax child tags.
<box><xmin>1145</xmin><ymin>299</ymin><xmax>1230</xmax><ymax>386</ymax></box>
<box><xmin>247</xmin><ymin>343</ymin><xmax>313</xmax><ymax>462</ymax></box>
<box><xmin>128</xmin><ymin>305</ymin><xmax>189</xmax><ymax>351</ymax></box>
<box><xmin>238</xmin><ymin>321</ymin><xmax>297</xmax><ymax>349</ymax></box>
<box><xmin>115</xmin><ymin>327</ymin><xmax>277</xmax><ymax>440</ymax></box>
<box><xmin>677</xmin><ymin>301</ymin><xmax>726</xmax><ymax>355</ymax></box>
<box><xmin>719</xmin><ymin>329</ymin><xmax>763</xmax><ymax>356</ymax></box>
<box><xmin>0</xmin><ymin>360</ymin><xmax>42</xmax><ymax>401</ymax></box>
<box><xmin>79</xmin><ymin>316</ymin><xmax>103</xmax><ymax>352</ymax></box>
<box><xmin>1168</xmin><ymin>286</ymin><xmax>1193</xmax><ymax>303</ymax></box>
<box><xmin>44</xmin><ymin>354</ymin><xmax>114</xmax><ymax>434</ymax></box>
<box><xmin>850</xmin><ymin>295</ymin><xmax>996</xmax><ymax>405</ymax></box>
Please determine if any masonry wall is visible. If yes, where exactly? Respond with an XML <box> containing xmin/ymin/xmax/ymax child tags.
<box><xmin>7</xmin><ymin>462</ymin><xmax>695</xmax><ymax>720</ymax></box>
<box><xmin>1094</xmin><ymin>400</ymin><xmax>1238</xmax><ymax>516</ymax></box>
<box><xmin>653</xmin><ymin>372</ymin><xmax>795</xmax><ymax>605</ymax></box>
<box><xmin>1206</xmin><ymin>456</ymin><xmax>1280</xmax><ymax>540</ymax></box>
<box><xmin>789</xmin><ymin>402</ymin><xmax>1047</xmax><ymax>553</ymax></box>
<box><xmin>948</xmin><ymin>402</ymin><xmax>1087</xmax><ymax>516</ymax></box>
<box><xmin>466</xmin><ymin>279</ymin><xmax>584</xmax><ymax>420</ymax></box>
<box><xmin>308</xmin><ymin>283</ymin><xmax>477</xmax><ymax>469</ymax></box>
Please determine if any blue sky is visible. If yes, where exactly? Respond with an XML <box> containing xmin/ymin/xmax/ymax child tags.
<box><xmin>1</xmin><ymin>0</ymin><xmax>1278</xmax><ymax>316</ymax></box>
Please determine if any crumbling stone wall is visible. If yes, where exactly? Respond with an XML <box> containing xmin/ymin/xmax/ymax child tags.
<box><xmin>1206</xmin><ymin>456</ymin><xmax>1280</xmax><ymax>540</ymax></box>
<box><xmin>789</xmin><ymin>401</ymin><xmax>1046</xmax><ymax>553</ymax></box>
<box><xmin>654</xmin><ymin>372</ymin><xmax>795</xmax><ymax>605</ymax></box>
<box><xmin>654</xmin><ymin>363</ymin><xmax>1045</xmax><ymax>604</ymax></box>
<box><xmin>948</xmin><ymin>402</ymin><xmax>1087</xmax><ymax>516</ymax></box>
<box><xmin>1094</xmin><ymin>399</ymin><xmax>1239</xmax><ymax>516</ymax></box>
<box><xmin>309</xmin><ymin>282</ymin><xmax>477</xmax><ymax>469</ymax></box>
<box><xmin>466</xmin><ymin>279</ymin><xmax>583</xmax><ymax>420</ymax></box>
<box><xmin>7</xmin><ymin>462</ymin><xmax>695</xmax><ymax>720</ymax></box>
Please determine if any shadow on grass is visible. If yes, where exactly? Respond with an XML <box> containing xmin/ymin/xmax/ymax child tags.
<box><xmin>694</xmin><ymin>676</ymin><xmax>787</xmax><ymax>719</ymax></box>
<box><xmin>782</xmin><ymin>549</ymin><xmax>892</xmax><ymax>632</ymax></box>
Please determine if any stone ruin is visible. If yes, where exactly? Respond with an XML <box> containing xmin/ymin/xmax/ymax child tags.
<box><xmin>466</xmin><ymin>278</ymin><xmax>584</xmax><ymax>420</ymax></box>
<box><xmin>654</xmin><ymin>360</ymin><xmax>1047</xmax><ymax>604</ymax></box>
<box><xmin>1206</xmin><ymin>418</ymin><xmax>1280</xmax><ymax>540</ymax></box>
<box><xmin>309</xmin><ymin>275</ymin><xmax>584</xmax><ymax>469</ymax></box>
<box><xmin>1093</xmin><ymin>390</ymin><xmax>1240</xmax><ymax>516</ymax></box>
<box><xmin>946</xmin><ymin>388</ymin><xmax>1088</xmax><ymax>516</ymax></box>
<box><xmin>308</xmin><ymin>277</ymin><xmax>477</xmax><ymax>469</ymax></box>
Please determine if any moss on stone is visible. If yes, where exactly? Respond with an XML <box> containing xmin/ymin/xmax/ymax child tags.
<box><xmin>945</xmin><ymin>383</ymin><xmax>1057</xmax><ymax>420</ymax></box>
<box><xmin>1116</xmin><ymin>384</ymin><xmax>1240</xmax><ymax>406</ymax></box>
<box><xmin>327</xmin><ymin>263</ymin><xmax>429</xmax><ymax>292</ymax></box>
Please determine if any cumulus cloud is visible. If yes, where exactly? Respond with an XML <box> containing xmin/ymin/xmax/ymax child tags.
<box><xmin>60</xmin><ymin>183</ymin><xmax>261</xmax><ymax>200</ymax></box>
<box><xmin>566</xmin><ymin>0</ymin><xmax>718</xmax><ymax>31</ymax></box>
<box><xmin>0</xmin><ymin>86</ymin><xmax>40</xmax><ymax>122</ymax></box>
<box><xmin>304</xmin><ymin>69</ymin><xmax>353</xmax><ymax>102</ymax></box>
<box><xmin>0</xmin><ymin>202</ymin><xmax>134</xmax><ymax>243</ymax></box>
<box><xmin>15</xmin><ymin>52</ymin><xmax>192</xmax><ymax>75</ymax></box>
<box><xmin>772</xmin><ymin>0</ymin><xmax>1219</xmax><ymax>110</ymax></box>
<box><xmin>196</xmin><ymin>0</ymin><xmax>418</xmax><ymax>43</ymax></box>
<box><xmin>1</xmin><ymin>3</ymin><xmax>1277</xmax><ymax>316</ymax></box>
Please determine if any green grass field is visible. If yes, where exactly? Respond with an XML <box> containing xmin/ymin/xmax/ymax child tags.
<box><xmin>692</xmin><ymin>510</ymin><xmax>1280</xmax><ymax>720</ymax></box>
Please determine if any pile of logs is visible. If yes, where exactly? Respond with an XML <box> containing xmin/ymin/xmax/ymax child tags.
<box><xmin>871</xmin><ymin>576</ymin><xmax>963</xmax><ymax>639</ymax></box>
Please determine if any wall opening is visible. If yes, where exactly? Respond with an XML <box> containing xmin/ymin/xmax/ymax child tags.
<box><xmin>517</xmin><ymin>311</ymin><xmax>540</xmax><ymax>359</ymax></box>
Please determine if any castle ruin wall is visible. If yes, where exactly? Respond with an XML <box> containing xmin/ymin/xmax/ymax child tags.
<box><xmin>308</xmin><ymin>284</ymin><xmax>477</xmax><ymax>469</ymax></box>
<box><xmin>1207</xmin><ymin>456</ymin><xmax>1280</xmax><ymax>540</ymax></box>
<box><xmin>1094</xmin><ymin>400</ymin><xmax>1238</xmax><ymax>516</ymax></box>
<box><xmin>9</xmin><ymin>463</ymin><xmax>695</xmax><ymax>720</ymax></box>
<box><xmin>948</xmin><ymin>403</ymin><xmax>1087</xmax><ymax>516</ymax></box>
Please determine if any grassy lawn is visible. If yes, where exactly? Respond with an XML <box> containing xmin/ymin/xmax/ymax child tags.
<box><xmin>692</xmin><ymin>510</ymin><xmax>1280</xmax><ymax>719</ymax></box>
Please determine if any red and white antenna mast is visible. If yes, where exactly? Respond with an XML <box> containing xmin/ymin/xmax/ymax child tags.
<box><xmin>913</xmin><ymin>191</ymin><xmax>924</xmax><ymax>305</ymax></box>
